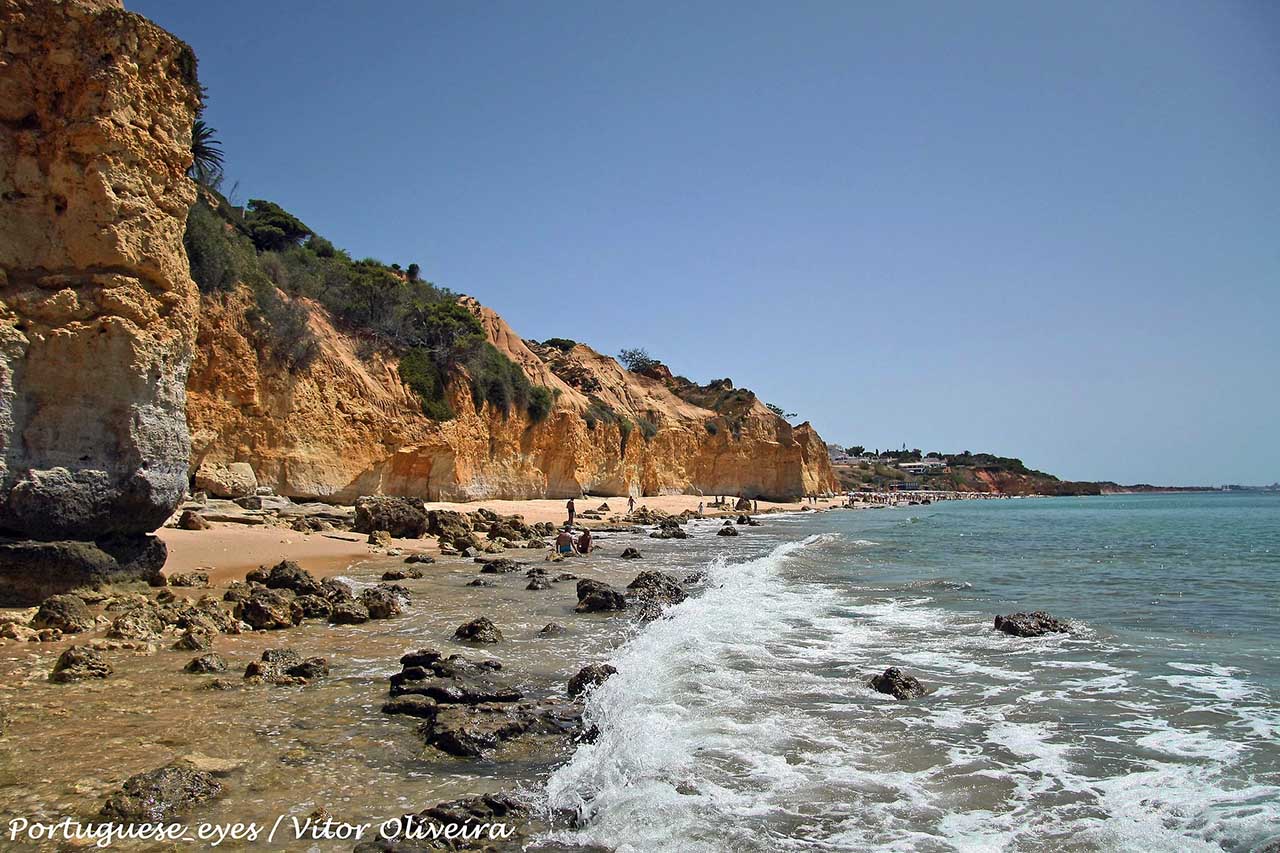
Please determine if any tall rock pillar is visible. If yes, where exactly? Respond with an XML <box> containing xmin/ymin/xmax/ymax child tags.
<box><xmin>0</xmin><ymin>0</ymin><xmax>201</xmax><ymax>602</ymax></box>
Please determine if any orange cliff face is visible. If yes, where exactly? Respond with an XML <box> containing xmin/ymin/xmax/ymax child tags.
<box><xmin>186</xmin><ymin>291</ymin><xmax>838</xmax><ymax>503</ymax></box>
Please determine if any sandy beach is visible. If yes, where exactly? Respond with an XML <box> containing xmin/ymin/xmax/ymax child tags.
<box><xmin>158</xmin><ymin>493</ymin><xmax>849</xmax><ymax>587</ymax></box>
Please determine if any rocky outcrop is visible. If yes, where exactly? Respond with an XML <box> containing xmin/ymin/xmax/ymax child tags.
<box><xmin>186</xmin><ymin>292</ymin><xmax>838</xmax><ymax>504</ymax></box>
<box><xmin>868</xmin><ymin>667</ymin><xmax>926</xmax><ymax>700</ymax></box>
<box><xmin>994</xmin><ymin>611</ymin><xmax>1071</xmax><ymax>638</ymax></box>
<box><xmin>0</xmin><ymin>0</ymin><xmax>201</xmax><ymax>602</ymax></box>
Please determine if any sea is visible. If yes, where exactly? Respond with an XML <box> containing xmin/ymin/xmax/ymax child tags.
<box><xmin>541</xmin><ymin>492</ymin><xmax>1280</xmax><ymax>852</ymax></box>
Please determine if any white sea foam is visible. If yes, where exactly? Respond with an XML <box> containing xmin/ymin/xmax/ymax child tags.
<box><xmin>537</xmin><ymin>530</ymin><xmax>1280</xmax><ymax>852</ymax></box>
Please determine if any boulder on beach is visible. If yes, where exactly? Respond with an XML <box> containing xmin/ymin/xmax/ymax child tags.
<box><xmin>568</xmin><ymin>663</ymin><xmax>617</xmax><ymax>698</ymax></box>
<box><xmin>716</xmin><ymin>525</ymin><xmax>739</xmax><ymax>537</ymax></box>
<box><xmin>177</xmin><ymin>510</ymin><xmax>209</xmax><ymax>531</ymax></box>
<box><xmin>353</xmin><ymin>496</ymin><xmax>428</xmax><ymax>539</ymax></box>
<box><xmin>426</xmin><ymin>509</ymin><xmax>473</xmax><ymax>543</ymax></box>
<box><xmin>993</xmin><ymin>611</ymin><xmax>1071</xmax><ymax>637</ymax></box>
<box><xmin>248</xmin><ymin>560</ymin><xmax>322</xmax><ymax>596</ymax></box>
<box><xmin>620</xmin><ymin>547</ymin><xmax>642</xmax><ymax>559</ymax></box>
<box><xmin>868</xmin><ymin>667</ymin><xmax>926</xmax><ymax>700</ymax></box>
<box><xmin>31</xmin><ymin>594</ymin><xmax>94</xmax><ymax>633</ymax></box>
<box><xmin>167</xmin><ymin>570</ymin><xmax>210</xmax><ymax>587</ymax></box>
<box><xmin>194</xmin><ymin>462</ymin><xmax>257</xmax><ymax>499</ymax></box>
<box><xmin>100</xmin><ymin>763</ymin><xmax>223</xmax><ymax>821</ymax></box>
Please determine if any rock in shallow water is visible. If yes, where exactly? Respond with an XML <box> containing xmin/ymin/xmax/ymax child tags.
<box><xmin>575</xmin><ymin>579</ymin><xmax>626</xmax><ymax>613</ymax></box>
<box><xmin>100</xmin><ymin>764</ymin><xmax>223</xmax><ymax>822</ymax></box>
<box><xmin>238</xmin><ymin>588</ymin><xmax>304</xmax><ymax>630</ymax></box>
<box><xmin>994</xmin><ymin>611</ymin><xmax>1071</xmax><ymax>637</ymax></box>
<box><xmin>568</xmin><ymin>663</ymin><xmax>617</xmax><ymax>698</ymax></box>
<box><xmin>868</xmin><ymin>667</ymin><xmax>926</xmax><ymax>700</ymax></box>
<box><xmin>31</xmin><ymin>593</ymin><xmax>94</xmax><ymax>633</ymax></box>
<box><xmin>454</xmin><ymin>616</ymin><xmax>503</xmax><ymax>643</ymax></box>
<box><xmin>50</xmin><ymin>645</ymin><xmax>112</xmax><ymax>682</ymax></box>
<box><xmin>626</xmin><ymin>570</ymin><xmax>687</xmax><ymax>608</ymax></box>
<box><xmin>354</xmin><ymin>793</ymin><xmax>525</xmax><ymax>853</ymax></box>
<box><xmin>184</xmin><ymin>653</ymin><xmax>227</xmax><ymax>674</ymax></box>
<box><xmin>361</xmin><ymin>585</ymin><xmax>407</xmax><ymax>619</ymax></box>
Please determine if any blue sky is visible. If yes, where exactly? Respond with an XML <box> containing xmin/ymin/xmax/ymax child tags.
<box><xmin>134</xmin><ymin>0</ymin><xmax>1279</xmax><ymax>486</ymax></box>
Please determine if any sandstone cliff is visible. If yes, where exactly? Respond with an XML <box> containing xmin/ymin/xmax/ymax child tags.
<box><xmin>0</xmin><ymin>0</ymin><xmax>200</xmax><ymax>601</ymax></box>
<box><xmin>187</xmin><ymin>291</ymin><xmax>837</xmax><ymax>503</ymax></box>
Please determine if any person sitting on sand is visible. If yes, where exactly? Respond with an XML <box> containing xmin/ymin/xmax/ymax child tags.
<box><xmin>577</xmin><ymin>527</ymin><xmax>593</xmax><ymax>554</ymax></box>
<box><xmin>555</xmin><ymin>526</ymin><xmax>575</xmax><ymax>556</ymax></box>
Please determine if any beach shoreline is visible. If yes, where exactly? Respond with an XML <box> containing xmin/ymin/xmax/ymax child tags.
<box><xmin>0</xmin><ymin>493</ymin><xmax>849</xmax><ymax>850</ymax></box>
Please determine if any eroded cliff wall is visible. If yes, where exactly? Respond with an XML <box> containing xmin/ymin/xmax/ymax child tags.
<box><xmin>0</xmin><ymin>0</ymin><xmax>200</xmax><ymax>601</ymax></box>
<box><xmin>187</xmin><ymin>290</ymin><xmax>838</xmax><ymax>503</ymax></box>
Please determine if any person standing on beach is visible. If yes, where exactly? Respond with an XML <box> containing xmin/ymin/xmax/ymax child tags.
<box><xmin>567</xmin><ymin>498</ymin><xmax>576</xmax><ymax>526</ymax></box>
<box><xmin>628</xmin><ymin>495</ymin><xmax>635</xmax><ymax>513</ymax></box>
<box><xmin>697</xmin><ymin>501</ymin><xmax>704</xmax><ymax>516</ymax></box>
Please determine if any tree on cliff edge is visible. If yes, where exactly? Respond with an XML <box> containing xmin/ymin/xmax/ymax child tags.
<box><xmin>619</xmin><ymin>348</ymin><xmax>659</xmax><ymax>374</ymax></box>
<box><xmin>189</xmin><ymin>118</ymin><xmax>224</xmax><ymax>187</ymax></box>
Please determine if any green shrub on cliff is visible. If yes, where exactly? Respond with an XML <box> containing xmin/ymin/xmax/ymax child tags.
<box><xmin>583</xmin><ymin>395</ymin><xmax>618</xmax><ymax>431</ymax></box>
<box><xmin>398</xmin><ymin>348</ymin><xmax>455</xmax><ymax>421</ymax></box>
<box><xmin>246</xmin><ymin>279</ymin><xmax>318</xmax><ymax>369</ymax></box>
<box><xmin>185</xmin><ymin>198</ymin><xmax>255</xmax><ymax>292</ymax></box>
<box><xmin>185</xmin><ymin>191</ymin><xmax>553</xmax><ymax>423</ymax></box>
<box><xmin>527</xmin><ymin>386</ymin><xmax>555</xmax><ymax>423</ymax></box>
<box><xmin>244</xmin><ymin>199</ymin><xmax>312</xmax><ymax>251</ymax></box>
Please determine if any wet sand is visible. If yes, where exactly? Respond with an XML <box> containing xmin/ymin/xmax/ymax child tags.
<box><xmin>0</xmin><ymin>537</ymin><xmax>655</xmax><ymax>850</ymax></box>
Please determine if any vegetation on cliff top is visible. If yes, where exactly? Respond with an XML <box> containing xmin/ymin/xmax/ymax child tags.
<box><xmin>829</xmin><ymin>449</ymin><xmax>1104</xmax><ymax>496</ymax></box>
<box><xmin>183</xmin><ymin>189</ymin><xmax>552</xmax><ymax>421</ymax></box>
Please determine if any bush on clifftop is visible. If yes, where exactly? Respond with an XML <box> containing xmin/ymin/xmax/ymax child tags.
<box><xmin>184</xmin><ymin>190</ymin><xmax>553</xmax><ymax>422</ymax></box>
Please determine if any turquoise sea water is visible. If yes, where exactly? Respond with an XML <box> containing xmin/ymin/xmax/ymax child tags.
<box><xmin>543</xmin><ymin>493</ymin><xmax>1280</xmax><ymax>851</ymax></box>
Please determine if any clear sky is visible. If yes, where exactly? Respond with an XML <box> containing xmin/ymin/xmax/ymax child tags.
<box><xmin>133</xmin><ymin>0</ymin><xmax>1279</xmax><ymax>486</ymax></box>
